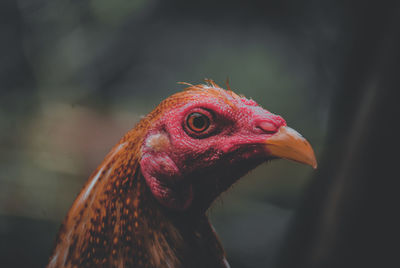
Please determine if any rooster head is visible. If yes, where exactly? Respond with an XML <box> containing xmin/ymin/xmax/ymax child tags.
<box><xmin>140</xmin><ymin>80</ymin><xmax>317</xmax><ymax>211</ymax></box>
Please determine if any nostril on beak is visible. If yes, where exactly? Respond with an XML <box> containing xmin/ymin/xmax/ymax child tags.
<box><xmin>257</xmin><ymin>121</ymin><xmax>278</xmax><ymax>134</ymax></box>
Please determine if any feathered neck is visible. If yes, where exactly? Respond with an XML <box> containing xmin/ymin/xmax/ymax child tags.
<box><xmin>47</xmin><ymin>126</ymin><xmax>227</xmax><ymax>268</ymax></box>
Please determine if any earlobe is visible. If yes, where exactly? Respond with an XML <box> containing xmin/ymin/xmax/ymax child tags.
<box><xmin>144</xmin><ymin>132</ymin><xmax>171</xmax><ymax>153</ymax></box>
<box><xmin>140</xmin><ymin>152</ymin><xmax>193</xmax><ymax>210</ymax></box>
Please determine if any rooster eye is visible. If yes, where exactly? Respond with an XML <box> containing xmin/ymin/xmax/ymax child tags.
<box><xmin>186</xmin><ymin>112</ymin><xmax>210</xmax><ymax>133</ymax></box>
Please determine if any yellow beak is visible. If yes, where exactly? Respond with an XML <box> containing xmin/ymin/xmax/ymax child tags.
<box><xmin>265</xmin><ymin>126</ymin><xmax>317</xmax><ymax>169</ymax></box>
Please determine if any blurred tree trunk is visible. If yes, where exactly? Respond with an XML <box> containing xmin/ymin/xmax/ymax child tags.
<box><xmin>0</xmin><ymin>1</ymin><xmax>40</xmax><ymax>265</ymax></box>
<box><xmin>277</xmin><ymin>1</ymin><xmax>400</xmax><ymax>268</ymax></box>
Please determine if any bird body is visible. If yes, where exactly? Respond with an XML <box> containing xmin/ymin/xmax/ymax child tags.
<box><xmin>48</xmin><ymin>80</ymin><xmax>316</xmax><ymax>268</ymax></box>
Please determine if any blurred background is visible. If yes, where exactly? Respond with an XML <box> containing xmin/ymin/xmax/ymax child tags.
<box><xmin>1</xmin><ymin>0</ymin><xmax>399</xmax><ymax>267</ymax></box>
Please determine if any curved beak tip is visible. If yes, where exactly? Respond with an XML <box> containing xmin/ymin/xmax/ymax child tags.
<box><xmin>265</xmin><ymin>126</ymin><xmax>318</xmax><ymax>170</ymax></box>
<box><xmin>311</xmin><ymin>159</ymin><xmax>318</xmax><ymax>170</ymax></box>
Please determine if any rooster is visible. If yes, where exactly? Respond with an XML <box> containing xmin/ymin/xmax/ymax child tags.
<box><xmin>47</xmin><ymin>80</ymin><xmax>317</xmax><ymax>268</ymax></box>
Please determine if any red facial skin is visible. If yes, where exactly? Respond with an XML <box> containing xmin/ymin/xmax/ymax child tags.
<box><xmin>140</xmin><ymin>86</ymin><xmax>286</xmax><ymax>211</ymax></box>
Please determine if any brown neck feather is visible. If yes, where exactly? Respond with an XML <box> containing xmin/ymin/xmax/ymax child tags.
<box><xmin>47</xmin><ymin>141</ymin><xmax>227</xmax><ymax>268</ymax></box>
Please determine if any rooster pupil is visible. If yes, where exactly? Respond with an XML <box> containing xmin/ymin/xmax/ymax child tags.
<box><xmin>193</xmin><ymin>115</ymin><xmax>205</xmax><ymax>129</ymax></box>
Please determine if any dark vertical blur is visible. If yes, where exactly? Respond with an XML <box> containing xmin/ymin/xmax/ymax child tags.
<box><xmin>1</xmin><ymin>0</ymin><xmax>398</xmax><ymax>267</ymax></box>
<box><xmin>278</xmin><ymin>1</ymin><xmax>400</xmax><ymax>268</ymax></box>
